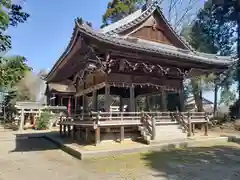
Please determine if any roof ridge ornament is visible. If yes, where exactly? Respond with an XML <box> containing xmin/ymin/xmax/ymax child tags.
<box><xmin>146</xmin><ymin>0</ymin><xmax>153</xmax><ymax>7</ymax></box>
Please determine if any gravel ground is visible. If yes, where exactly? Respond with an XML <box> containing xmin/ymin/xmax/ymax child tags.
<box><xmin>0</xmin><ymin>133</ymin><xmax>240</xmax><ymax>180</ymax></box>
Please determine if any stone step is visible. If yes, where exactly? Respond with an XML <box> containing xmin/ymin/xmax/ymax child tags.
<box><xmin>154</xmin><ymin>124</ymin><xmax>187</xmax><ymax>141</ymax></box>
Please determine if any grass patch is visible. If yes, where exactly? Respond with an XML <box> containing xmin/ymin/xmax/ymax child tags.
<box><xmin>83</xmin><ymin>141</ymin><xmax>240</xmax><ymax>177</ymax></box>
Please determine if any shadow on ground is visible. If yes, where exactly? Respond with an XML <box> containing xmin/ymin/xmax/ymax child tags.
<box><xmin>141</xmin><ymin>143</ymin><xmax>240</xmax><ymax>179</ymax></box>
<box><xmin>8</xmin><ymin>130</ymin><xmax>240</xmax><ymax>179</ymax></box>
<box><xmin>11</xmin><ymin>130</ymin><xmax>103</xmax><ymax>152</ymax></box>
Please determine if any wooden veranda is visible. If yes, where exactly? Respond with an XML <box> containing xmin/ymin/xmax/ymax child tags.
<box><xmin>59</xmin><ymin>111</ymin><xmax>209</xmax><ymax>145</ymax></box>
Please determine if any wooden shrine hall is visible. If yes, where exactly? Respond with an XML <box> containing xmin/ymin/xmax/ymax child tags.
<box><xmin>45</xmin><ymin>0</ymin><xmax>236</xmax><ymax>145</ymax></box>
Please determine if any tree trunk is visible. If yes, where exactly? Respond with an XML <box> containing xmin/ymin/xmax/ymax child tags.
<box><xmin>213</xmin><ymin>83</ymin><xmax>218</xmax><ymax>117</ymax></box>
<box><xmin>193</xmin><ymin>90</ymin><xmax>204</xmax><ymax>112</ymax></box>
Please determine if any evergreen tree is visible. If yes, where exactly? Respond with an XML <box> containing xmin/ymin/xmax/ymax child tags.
<box><xmin>0</xmin><ymin>1</ymin><xmax>29</xmax><ymax>53</ymax></box>
<box><xmin>101</xmin><ymin>0</ymin><xmax>145</xmax><ymax>27</ymax></box>
<box><xmin>181</xmin><ymin>0</ymin><xmax>235</xmax><ymax>112</ymax></box>
<box><xmin>212</xmin><ymin>0</ymin><xmax>240</xmax><ymax>99</ymax></box>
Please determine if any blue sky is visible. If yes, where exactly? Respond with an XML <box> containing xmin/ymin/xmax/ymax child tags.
<box><xmin>8</xmin><ymin>0</ymin><xmax>110</xmax><ymax>72</ymax></box>
<box><xmin>6</xmin><ymin>0</ymin><xmax>221</xmax><ymax>102</ymax></box>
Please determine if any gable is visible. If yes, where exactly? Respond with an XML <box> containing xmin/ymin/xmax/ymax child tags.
<box><xmin>115</xmin><ymin>8</ymin><xmax>189</xmax><ymax>49</ymax></box>
<box><xmin>130</xmin><ymin>16</ymin><xmax>173</xmax><ymax>46</ymax></box>
<box><xmin>126</xmin><ymin>12</ymin><xmax>187</xmax><ymax>49</ymax></box>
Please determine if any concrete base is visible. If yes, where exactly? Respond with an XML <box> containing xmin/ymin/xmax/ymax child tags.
<box><xmin>44</xmin><ymin>134</ymin><xmax>239</xmax><ymax>160</ymax></box>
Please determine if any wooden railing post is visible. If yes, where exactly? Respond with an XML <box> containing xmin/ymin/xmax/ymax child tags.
<box><xmin>204</xmin><ymin>113</ymin><xmax>208</xmax><ymax>136</ymax></box>
<box><xmin>187</xmin><ymin>112</ymin><xmax>192</xmax><ymax>137</ymax></box>
<box><xmin>140</xmin><ymin>111</ymin><xmax>144</xmax><ymax>122</ymax></box>
<box><xmin>67</xmin><ymin>125</ymin><xmax>71</xmax><ymax>136</ymax></box>
<box><xmin>59</xmin><ymin>124</ymin><xmax>62</xmax><ymax>135</ymax></box>
<box><xmin>95</xmin><ymin>111</ymin><xmax>101</xmax><ymax>146</ymax></box>
<box><xmin>120</xmin><ymin>112</ymin><xmax>124</xmax><ymax>143</ymax></box>
<box><xmin>63</xmin><ymin>125</ymin><xmax>66</xmax><ymax>136</ymax></box>
<box><xmin>151</xmin><ymin>116</ymin><xmax>156</xmax><ymax>140</ymax></box>
<box><xmin>71</xmin><ymin>125</ymin><xmax>76</xmax><ymax>140</ymax></box>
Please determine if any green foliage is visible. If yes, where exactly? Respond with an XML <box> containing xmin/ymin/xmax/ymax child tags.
<box><xmin>229</xmin><ymin>100</ymin><xmax>240</xmax><ymax>119</ymax></box>
<box><xmin>101</xmin><ymin>0</ymin><xmax>144</xmax><ymax>27</ymax></box>
<box><xmin>0</xmin><ymin>1</ymin><xmax>29</xmax><ymax>52</ymax></box>
<box><xmin>219</xmin><ymin>88</ymin><xmax>236</xmax><ymax>106</ymax></box>
<box><xmin>0</xmin><ymin>56</ymin><xmax>32</xmax><ymax>110</ymax></box>
<box><xmin>36</xmin><ymin>111</ymin><xmax>52</xmax><ymax>130</ymax></box>
<box><xmin>181</xmin><ymin>0</ymin><xmax>236</xmax><ymax>110</ymax></box>
<box><xmin>0</xmin><ymin>56</ymin><xmax>31</xmax><ymax>88</ymax></box>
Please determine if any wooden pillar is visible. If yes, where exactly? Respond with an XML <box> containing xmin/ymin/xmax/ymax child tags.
<box><xmin>120</xmin><ymin>126</ymin><xmax>124</xmax><ymax>143</ymax></box>
<box><xmin>120</xmin><ymin>112</ymin><xmax>124</xmax><ymax>143</ymax></box>
<box><xmin>204</xmin><ymin>122</ymin><xmax>208</xmax><ymax>136</ymax></box>
<box><xmin>59</xmin><ymin>124</ymin><xmax>62</xmax><ymax>135</ymax></box>
<box><xmin>92</xmin><ymin>90</ymin><xmax>97</xmax><ymax>111</ymax></box>
<box><xmin>82</xmin><ymin>95</ymin><xmax>86</xmax><ymax>114</ymax></box>
<box><xmin>71</xmin><ymin>125</ymin><xmax>76</xmax><ymax>139</ymax></box>
<box><xmin>119</xmin><ymin>96</ymin><xmax>123</xmax><ymax>112</ymax></box>
<box><xmin>95</xmin><ymin>127</ymin><xmax>100</xmax><ymax>145</ymax></box>
<box><xmin>192</xmin><ymin>124</ymin><xmax>195</xmax><ymax>136</ymax></box>
<box><xmin>63</xmin><ymin>125</ymin><xmax>66</xmax><ymax>136</ymax></box>
<box><xmin>60</xmin><ymin>96</ymin><xmax>63</xmax><ymax>106</ymax></box>
<box><xmin>179</xmin><ymin>91</ymin><xmax>185</xmax><ymax>112</ymax></box>
<box><xmin>160</xmin><ymin>88</ymin><xmax>167</xmax><ymax>111</ymax></box>
<box><xmin>129</xmin><ymin>86</ymin><xmax>135</xmax><ymax>112</ymax></box>
<box><xmin>187</xmin><ymin>112</ymin><xmax>192</xmax><ymax>137</ymax></box>
<box><xmin>151</xmin><ymin>116</ymin><xmax>156</xmax><ymax>140</ymax></box>
<box><xmin>104</xmin><ymin>84</ymin><xmax>111</xmax><ymax>112</ymax></box>
<box><xmin>146</xmin><ymin>96</ymin><xmax>151</xmax><ymax>111</ymax></box>
<box><xmin>85</xmin><ymin>128</ymin><xmax>89</xmax><ymax>142</ymax></box>
<box><xmin>67</xmin><ymin>125</ymin><xmax>71</xmax><ymax>136</ymax></box>
<box><xmin>179</xmin><ymin>81</ymin><xmax>185</xmax><ymax>112</ymax></box>
<box><xmin>19</xmin><ymin>108</ymin><xmax>24</xmax><ymax>131</ymax></box>
<box><xmin>52</xmin><ymin>93</ymin><xmax>56</xmax><ymax>106</ymax></box>
<box><xmin>75</xmin><ymin>96</ymin><xmax>77</xmax><ymax>114</ymax></box>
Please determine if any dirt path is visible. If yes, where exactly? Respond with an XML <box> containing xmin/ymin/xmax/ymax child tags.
<box><xmin>0</xmin><ymin>133</ymin><xmax>240</xmax><ymax>180</ymax></box>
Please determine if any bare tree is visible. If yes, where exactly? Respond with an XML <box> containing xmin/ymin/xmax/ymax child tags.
<box><xmin>161</xmin><ymin>0</ymin><xmax>203</xmax><ymax>32</ymax></box>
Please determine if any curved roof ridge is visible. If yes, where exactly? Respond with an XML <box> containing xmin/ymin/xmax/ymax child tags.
<box><xmin>195</xmin><ymin>51</ymin><xmax>233</xmax><ymax>61</ymax></box>
<box><xmin>100</xmin><ymin>0</ymin><xmax>161</xmax><ymax>34</ymax></box>
<box><xmin>100</xmin><ymin>0</ymin><xmax>194</xmax><ymax>51</ymax></box>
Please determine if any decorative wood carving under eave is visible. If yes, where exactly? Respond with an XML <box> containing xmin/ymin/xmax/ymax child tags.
<box><xmin>113</xmin><ymin>59</ymin><xmax>192</xmax><ymax>78</ymax></box>
<box><xmin>72</xmin><ymin>45</ymin><xmax>108</xmax><ymax>86</ymax></box>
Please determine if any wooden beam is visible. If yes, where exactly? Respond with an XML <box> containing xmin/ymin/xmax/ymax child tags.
<box><xmin>75</xmin><ymin>82</ymin><xmax>106</xmax><ymax>96</ymax></box>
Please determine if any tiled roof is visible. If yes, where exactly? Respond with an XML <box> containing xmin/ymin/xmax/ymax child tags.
<box><xmin>77</xmin><ymin>21</ymin><xmax>235</xmax><ymax>66</ymax></box>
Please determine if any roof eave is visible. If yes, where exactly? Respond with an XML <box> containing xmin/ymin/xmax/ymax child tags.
<box><xmin>77</xmin><ymin>22</ymin><xmax>234</xmax><ymax>67</ymax></box>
